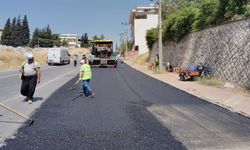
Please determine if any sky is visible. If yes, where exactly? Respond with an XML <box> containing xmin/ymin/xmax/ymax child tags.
<box><xmin>0</xmin><ymin>0</ymin><xmax>152</xmax><ymax>46</ymax></box>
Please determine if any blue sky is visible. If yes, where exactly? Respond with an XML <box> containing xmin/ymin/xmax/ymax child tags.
<box><xmin>0</xmin><ymin>0</ymin><xmax>151</xmax><ymax>45</ymax></box>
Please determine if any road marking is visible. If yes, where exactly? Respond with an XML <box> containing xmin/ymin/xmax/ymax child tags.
<box><xmin>1</xmin><ymin>68</ymin><xmax>78</xmax><ymax>103</ymax></box>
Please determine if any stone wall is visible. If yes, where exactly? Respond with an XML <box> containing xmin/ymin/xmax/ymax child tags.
<box><xmin>150</xmin><ymin>18</ymin><xmax>250</xmax><ymax>89</ymax></box>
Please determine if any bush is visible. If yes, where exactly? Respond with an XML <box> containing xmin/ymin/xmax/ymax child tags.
<box><xmin>146</xmin><ymin>28</ymin><xmax>158</xmax><ymax>50</ymax></box>
<box><xmin>192</xmin><ymin>0</ymin><xmax>220</xmax><ymax>31</ymax></box>
<box><xmin>243</xmin><ymin>5</ymin><xmax>250</xmax><ymax>17</ymax></box>
<box><xmin>224</xmin><ymin>0</ymin><xmax>247</xmax><ymax>19</ymax></box>
<box><xmin>163</xmin><ymin>7</ymin><xmax>199</xmax><ymax>42</ymax></box>
<box><xmin>150</xmin><ymin>0</ymin><xmax>249</xmax><ymax>44</ymax></box>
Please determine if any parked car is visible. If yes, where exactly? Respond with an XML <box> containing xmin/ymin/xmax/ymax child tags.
<box><xmin>47</xmin><ymin>48</ymin><xmax>70</xmax><ymax>65</ymax></box>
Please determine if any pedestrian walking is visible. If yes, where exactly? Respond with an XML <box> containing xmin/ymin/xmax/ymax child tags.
<box><xmin>70</xmin><ymin>60</ymin><xmax>95</xmax><ymax>98</ymax></box>
<box><xmin>20</xmin><ymin>53</ymin><xmax>41</xmax><ymax>104</ymax></box>
<box><xmin>73</xmin><ymin>53</ymin><xmax>78</xmax><ymax>67</ymax></box>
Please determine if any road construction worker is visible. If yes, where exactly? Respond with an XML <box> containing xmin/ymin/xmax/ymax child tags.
<box><xmin>70</xmin><ymin>60</ymin><xmax>94</xmax><ymax>98</ymax></box>
<box><xmin>73</xmin><ymin>53</ymin><xmax>78</xmax><ymax>67</ymax></box>
<box><xmin>20</xmin><ymin>53</ymin><xmax>41</xmax><ymax>104</ymax></box>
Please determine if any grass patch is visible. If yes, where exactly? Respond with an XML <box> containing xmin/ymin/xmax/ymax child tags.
<box><xmin>132</xmin><ymin>52</ymin><xmax>148</xmax><ymax>65</ymax></box>
<box><xmin>197</xmin><ymin>77</ymin><xmax>224</xmax><ymax>87</ymax></box>
<box><xmin>0</xmin><ymin>49</ymin><xmax>48</xmax><ymax>71</ymax></box>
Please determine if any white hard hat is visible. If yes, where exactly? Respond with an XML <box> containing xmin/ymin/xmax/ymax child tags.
<box><xmin>27</xmin><ymin>53</ymin><xmax>33</xmax><ymax>58</ymax></box>
<box><xmin>80</xmin><ymin>60</ymin><xmax>85</xmax><ymax>64</ymax></box>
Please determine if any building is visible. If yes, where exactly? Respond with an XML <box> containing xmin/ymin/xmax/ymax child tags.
<box><xmin>59</xmin><ymin>34</ymin><xmax>79</xmax><ymax>47</ymax></box>
<box><xmin>0</xmin><ymin>28</ymin><xmax>4</xmax><ymax>44</ymax></box>
<box><xmin>129</xmin><ymin>5</ymin><xmax>158</xmax><ymax>54</ymax></box>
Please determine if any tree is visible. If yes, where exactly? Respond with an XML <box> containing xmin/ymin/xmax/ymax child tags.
<box><xmin>92</xmin><ymin>35</ymin><xmax>99</xmax><ymax>40</ymax></box>
<box><xmin>10</xmin><ymin>17</ymin><xmax>17</xmax><ymax>47</ymax></box>
<box><xmin>52</xmin><ymin>34</ymin><xmax>61</xmax><ymax>47</ymax></box>
<box><xmin>30</xmin><ymin>28</ymin><xmax>40</xmax><ymax>47</ymax></box>
<box><xmin>1</xmin><ymin>18</ymin><xmax>11</xmax><ymax>46</ymax></box>
<box><xmin>21</xmin><ymin>15</ymin><xmax>30</xmax><ymax>46</ymax></box>
<box><xmin>100</xmin><ymin>34</ymin><xmax>105</xmax><ymax>40</ymax></box>
<box><xmin>81</xmin><ymin>33</ymin><xmax>89</xmax><ymax>47</ymax></box>
<box><xmin>146</xmin><ymin>28</ymin><xmax>158</xmax><ymax>50</ymax></box>
<box><xmin>30</xmin><ymin>25</ymin><xmax>56</xmax><ymax>48</ymax></box>
<box><xmin>37</xmin><ymin>25</ymin><xmax>53</xmax><ymax>47</ymax></box>
<box><xmin>45</xmin><ymin>25</ymin><xmax>53</xmax><ymax>47</ymax></box>
<box><xmin>15</xmin><ymin>16</ymin><xmax>22</xmax><ymax>46</ymax></box>
<box><xmin>119</xmin><ymin>40</ymin><xmax>132</xmax><ymax>53</ymax></box>
<box><xmin>61</xmin><ymin>39</ymin><xmax>68</xmax><ymax>47</ymax></box>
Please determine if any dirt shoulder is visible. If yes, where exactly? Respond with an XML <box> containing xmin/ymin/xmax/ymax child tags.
<box><xmin>126</xmin><ymin>61</ymin><xmax>250</xmax><ymax>118</ymax></box>
<box><xmin>0</xmin><ymin>46</ymin><xmax>90</xmax><ymax>71</ymax></box>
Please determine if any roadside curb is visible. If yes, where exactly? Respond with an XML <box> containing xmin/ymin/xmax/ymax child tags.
<box><xmin>126</xmin><ymin>61</ymin><xmax>250</xmax><ymax>119</ymax></box>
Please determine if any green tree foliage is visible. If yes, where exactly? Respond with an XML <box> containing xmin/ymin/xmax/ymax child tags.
<box><xmin>160</xmin><ymin>0</ymin><xmax>249</xmax><ymax>42</ymax></box>
<box><xmin>100</xmin><ymin>34</ymin><xmax>105</xmax><ymax>40</ymax></box>
<box><xmin>192</xmin><ymin>0</ymin><xmax>220</xmax><ymax>30</ymax></box>
<box><xmin>1</xmin><ymin>15</ymin><xmax>30</xmax><ymax>47</ymax></box>
<box><xmin>15</xmin><ymin>16</ymin><xmax>22</xmax><ymax>47</ymax></box>
<box><xmin>21</xmin><ymin>15</ymin><xmax>30</xmax><ymax>46</ymax></box>
<box><xmin>243</xmin><ymin>4</ymin><xmax>250</xmax><ymax>17</ymax></box>
<box><xmin>92</xmin><ymin>34</ymin><xmax>105</xmax><ymax>40</ymax></box>
<box><xmin>92</xmin><ymin>35</ymin><xmax>99</xmax><ymax>40</ymax></box>
<box><xmin>10</xmin><ymin>17</ymin><xmax>17</xmax><ymax>47</ymax></box>
<box><xmin>30</xmin><ymin>28</ymin><xmax>40</xmax><ymax>47</ymax></box>
<box><xmin>52</xmin><ymin>34</ymin><xmax>61</xmax><ymax>47</ymax></box>
<box><xmin>30</xmin><ymin>25</ymin><xmax>54</xmax><ymax>48</ymax></box>
<box><xmin>1</xmin><ymin>18</ymin><xmax>11</xmax><ymax>46</ymax></box>
<box><xmin>81</xmin><ymin>33</ymin><xmax>89</xmax><ymax>47</ymax></box>
<box><xmin>119</xmin><ymin>40</ymin><xmax>132</xmax><ymax>53</ymax></box>
<box><xmin>146</xmin><ymin>28</ymin><xmax>158</xmax><ymax>50</ymax></box>
<box><xmin>61</xmin><ymin>39</ymin><xmax>68</xmax><ymax>47</ymax></box>
<box><xmin>163</xmin><ymin>6</ymin><xmax>199</xmax><ymax>42</ymax></box>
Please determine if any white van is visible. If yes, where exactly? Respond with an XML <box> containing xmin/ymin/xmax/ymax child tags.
<box><xmin>48</xmin><ymin>48</ymin><xmax>70</xmax><ymax>65</ymax></box>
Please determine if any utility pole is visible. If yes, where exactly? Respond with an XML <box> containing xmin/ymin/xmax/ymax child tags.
<box><xmin>158</xmin><ymin>0</ymin><xmax>163</xmax><ymax>70</ymax></box>
<box><xmin>124</xmin><ymin>30</ymin><xmax>128</xmax><ymax>58</ymax></box>
<box><xmin>122</xmin><ymin>22</ymin><xmax>129</xmax><ymax>58</ymax></box>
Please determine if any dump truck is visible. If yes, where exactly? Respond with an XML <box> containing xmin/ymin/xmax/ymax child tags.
<box><xmin>90</xmin><ymin>40</ymin><xmax>117</xmax><ymax>68</ymax></box>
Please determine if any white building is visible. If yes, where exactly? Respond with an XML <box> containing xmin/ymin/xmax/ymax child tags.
<box><xmin>129</xmin><ymin>5</ymin><xmax>158</xmax><ymax>55</ymax></box>
<box><xmin>59</xmin><ymin>34</ymin><xmax>79</xmax><ymax>47</ymax></box>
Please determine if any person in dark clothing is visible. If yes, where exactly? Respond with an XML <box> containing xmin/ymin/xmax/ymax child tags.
<box><xmin>20</xmin><ymin>53</ymin><xmax>41</xmax><ymax>104</ymax></box>
<box><xmin>73</xmin><ymin>54</ymin><xmax>78</xmax><ymax>67</ymax></box>
<box><xmin>154</xmin><ymin>54</ymin><xmax>159</xmax><ymax>71</ymax></box>
<box><xmin>82</xmin><ymin>54</ymin><xmax>87</xmax><ymax>62</ymax></box>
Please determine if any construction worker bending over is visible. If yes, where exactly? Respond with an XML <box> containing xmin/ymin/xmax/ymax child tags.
<box><xmin>20</xmin><ymin>53</ymin><xmax>41</xmax><ymax>104</ymax></box>
<box><xmin>70</xmin><ymin>60</ymin><xmax>94</xmax><ymax>98</ymax></box>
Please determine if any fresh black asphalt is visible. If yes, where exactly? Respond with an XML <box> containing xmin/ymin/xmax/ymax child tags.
<box><xmin>1</xmin><ymin>64</ymin><xmax>250</xmax><ymax>150</ymax></box>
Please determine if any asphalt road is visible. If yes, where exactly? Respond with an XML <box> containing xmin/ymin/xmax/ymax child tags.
<box><xmin>1</xmin><ymin>63</ymin><xmax>250</xmax><ymax>150</ymax></box>
<box><xmin>0</xmin><ymin>63</ymin><xmax>79</xmax><ymax>146</ymax></box>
